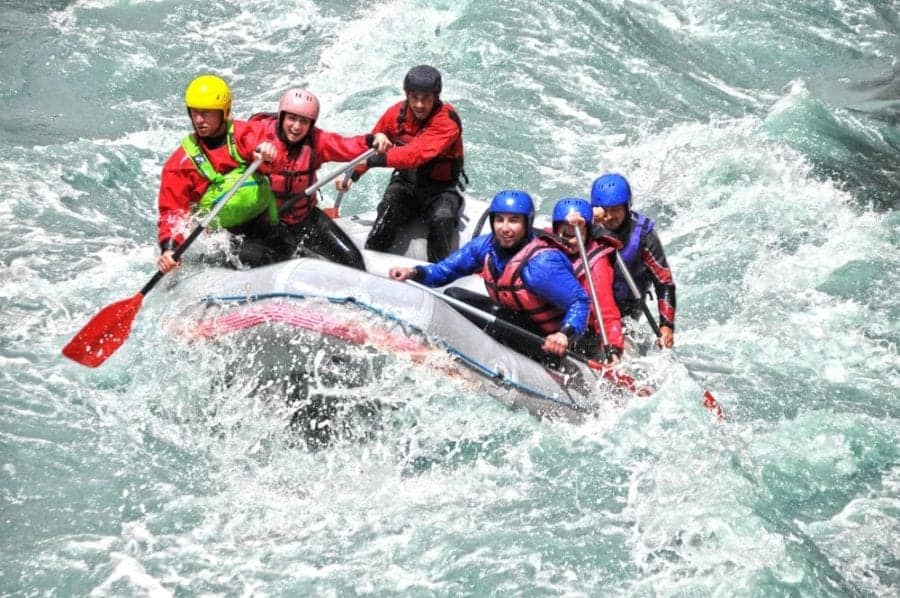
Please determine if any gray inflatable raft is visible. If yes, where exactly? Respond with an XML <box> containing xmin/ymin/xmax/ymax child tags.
<box><xmin>163</xmin><ymin>255</ymin><xmax>622</xmax><ymax>423</ymax></box>
<box><xmin>157</xmin><ymin>198</ymin><xmax>643</xmax><ymax>423</ymax></box>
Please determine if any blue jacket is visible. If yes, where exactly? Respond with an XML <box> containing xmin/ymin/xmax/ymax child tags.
<box><xmin>416</xmin><ymin>232</ymin><xmax>590</xmax><ymax>336</ymax></box>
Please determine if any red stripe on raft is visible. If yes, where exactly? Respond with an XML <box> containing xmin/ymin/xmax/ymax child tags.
<box><xmin>188</xmin><ymin>302</ymin><xmax>679</xmax><ymax>403</ymax></box>
<box><xmin>191</xmin><ymin>302</ymin><xmax>427</xmax><ymax>352</ymax></box>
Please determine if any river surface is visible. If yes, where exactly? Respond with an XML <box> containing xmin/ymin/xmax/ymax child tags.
<box><xmin>1</xmin><ymin>0</ymin><xmax>898</xmax><ymax>595</ymax></box>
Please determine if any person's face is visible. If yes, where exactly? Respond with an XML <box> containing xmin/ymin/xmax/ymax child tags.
<box><xmin>492</xmin><ymin>213</ymin><xmax>527</xmax><ymax>249</ymax></box>
<box><xmin>554</xmin><ymin>221</ymin><xmax>588</xmax><ymax>253</ymax></box>
<box><xmin>599</xmin><ymin>204</ymin><xmax>628</xmax><ymax>230</ymax></box>
<box><xmin>189</xmin><ymin>108</ymin><xmax>226</xmax><ymax>138</ymax></box>
<box><xmin>405</xmin><ymin>91</ymin><xmax>436</xmax><ymax>121</ymax></box>
<box><xmin>281</xmin><ymin>112</ymin><xmax>313</xmax><ymax>143</ymax></box>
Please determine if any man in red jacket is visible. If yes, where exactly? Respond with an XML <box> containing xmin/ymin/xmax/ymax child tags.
<box><xmin>156</xmin><ymin>74</ymin><xmax>275</xmax><ymax>273</ymax></box>
<box><xmin>336</xmin><ymin>65</ymin><xmax>466</xmax><ymax>262</ymax></box>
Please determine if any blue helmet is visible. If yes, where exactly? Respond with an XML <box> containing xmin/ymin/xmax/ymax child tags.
<box><xmin>489</xmin><ymin>190</ymin><xmax>534</xmax><ymax>227</ymax></box>
<box><xmin>590</xmin><ymin>173</ymin><xmax>632</xmax><ymax>208</ymax></box>
<box><xmin>552</xmin><ymin>197</ymin><xmax>592</xmax><ymax>225</ymax></box>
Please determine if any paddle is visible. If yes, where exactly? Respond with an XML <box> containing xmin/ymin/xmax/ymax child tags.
<box><xmin>61</xmin><ymin>157</ymin><xmax>268</xmax><ymax>368</ymax></box>
<box><xmin>405</xmin><ymin>279</ymin><xmax>653</xmax><ymax>397</ymax></box>
<box><xmin>280</xmin><ymin>148</ymin><xmax>375</xmax><ymax>218</ymax></box>
<box><xmin>64</xmin><ymin>145</ymin><xmax>381</xmax><ymax>369</ymax></box>
<box><xmin>612</xmin><ymin>250</ymin><xmax>725</xmax><ymax>419</ymax></box>
<box><xmin>322</xmin><ymin>170</ymin><xmax>353</xmax><ymax>219</ymax></box>
<box><xmin>573</xmin><ymin>223</ymin><xmax>613</xmax><ymax>363</ymax></box>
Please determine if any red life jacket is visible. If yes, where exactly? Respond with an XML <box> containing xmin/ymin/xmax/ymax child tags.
<box><xmin>394</xmin><ymin>100</ymin><xmax>465</xmax><ymax>187</ymax></box>
<box><xmin>480</xmin><ymin>234</ymin><xmax>569</xmax><ymax>334</ymax></box>
<box><xmin>249</xmin><ymin>112</ymin><xmax>319</xmax><ymax>224</ymax></box>
<box><xmin>572</xmin><ymin>242</ymin><xmax>616</xmax><ymax>335</ymax></box>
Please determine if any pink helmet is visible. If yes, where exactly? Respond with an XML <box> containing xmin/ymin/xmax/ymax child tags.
<box><xmin>278</xmin><ymin>88</ymin><xmax>320</xmax><ymax>121</ymax></box>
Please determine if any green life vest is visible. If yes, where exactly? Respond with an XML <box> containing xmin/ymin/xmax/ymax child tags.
<box><xmin>181</xmin><ymin>123</ymin><xmax>277</xmax><ymax>229</ymax></box>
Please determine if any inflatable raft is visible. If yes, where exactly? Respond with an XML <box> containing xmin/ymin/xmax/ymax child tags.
<box><xmin>164</xmin><ymin>250</ymin><xmax>636</xmax><ymax>424</ymax></box>
<box><xmin>140</xmin><ymin>193</ymin><xmax>655</xmax><ymax>430</ymax></box>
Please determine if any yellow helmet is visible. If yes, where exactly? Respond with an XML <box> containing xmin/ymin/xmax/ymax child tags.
<box><xmin>184</xmin><ymin>74</ymin><xmax>232</xmax><ymax>118</ymax></box>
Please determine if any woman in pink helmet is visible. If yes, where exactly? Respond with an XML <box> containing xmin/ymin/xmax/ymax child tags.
<box><xmin>249</xmin><ymin>89</ymin><xmax>390</xmax><ymax>270</ymax></box>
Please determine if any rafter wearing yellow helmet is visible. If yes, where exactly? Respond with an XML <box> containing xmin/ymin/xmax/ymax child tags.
<box><xmin>155</xmin><ymin>74</ymin><xmax>282</xmax><ymax>275</ymax></box>
<box><xmin>184</xmin><ymin>74</ymin><xmax>232</xmax><ymax>119</ymax></box>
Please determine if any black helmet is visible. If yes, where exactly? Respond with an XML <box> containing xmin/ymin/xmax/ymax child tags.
<box><xmin>403</xmin><ymin>65</ymin><xmax>442</xmax><ymax>95</ymax></box>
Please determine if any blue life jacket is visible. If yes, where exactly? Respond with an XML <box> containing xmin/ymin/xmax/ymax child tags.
<box><xmin>613</xmin><ymin>212</ymin><xmax>654</xmax><ymax>302</ymax></box>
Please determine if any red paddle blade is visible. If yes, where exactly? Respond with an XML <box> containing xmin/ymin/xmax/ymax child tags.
<box><xmin>601</xmin><ymin>367</ymin><xmax>656</xmax><ymax>397</ymax></box>
<box><xmin>585</xmin><ymin>359</ymin><xmax>655</xmax><ymax>396</ymax></box>
<box><xmin>322</xmin><ymin>206</ymin><xmax>339</xmax><ymax>219</ymax></box>
<box><xmin>702</xmin><ymin>390</ymin><xmax>725</xmax><ymax>420</ymax></box>
<box><xmin>62</xmin><ymin>293</ymin><xmax>144</xmax><ymax>368</ymax></box>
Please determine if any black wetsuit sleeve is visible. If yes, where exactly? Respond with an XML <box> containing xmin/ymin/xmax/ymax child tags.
<box><xmin>641</xmin><ymin>229</ymin><xmax>676</xmax><ymax>330</ymax></box>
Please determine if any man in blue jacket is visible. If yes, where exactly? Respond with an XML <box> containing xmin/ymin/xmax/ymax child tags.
<box><xmin>389</xmin><ymin>189</ymin><xmax>590</xmax><ymax>358</ymax></box>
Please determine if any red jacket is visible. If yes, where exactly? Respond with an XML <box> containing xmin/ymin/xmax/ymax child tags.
<box><xmin>250</xmin><ymin>114</ymin><xmax>370</xmax><ymax>224</ymax></box>
<box><xmin>572</xmin><ymin>239</ymin><xmax>624</xmax><ymax>351</ymax></box>
<box><xmin>156</xmin><ymin>119</ymin><xmax>268</xmax><ymax>247</ymax></box>
<box><xmin>544</xmin><ymin>228</ymin><xmax>624</xmax><ymax>351</ymax></box>
<box><xmin>355</xmin><ymin>99</ymin><xmax>464</xmax><ymax>185</ymax></box>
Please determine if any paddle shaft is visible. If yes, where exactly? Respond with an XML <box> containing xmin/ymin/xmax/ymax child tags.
<box><xmin>332</xmin><ymin>171</ymin><xmax>353</xmax><ymax>214</ymax></box>
<box><xmin>613</xmin><ymin>248</ymin><xmax>725</xmax><ymax>418</ymax></box>
<box><xmin>405</xmin><ymin>279</ymin><xmax>659</xmax><ymax>396</ymax></box>
<box><xmin>278</xmin><ymin>148</ymin><xmax>375</xmax><ymax>215</ymax></box>
<box><xmin>64</xmin><ymin>148</ymin><xmax>376</xmax><ymax>367</ymax></box>
<box><xmin>573</xmin><ymin>225</ymin><xmax>612</xmax><ymax>361</ymax></box>
<box><xmin>405</xmin><ymin>279</ymin><xmax>601</xmax><ymax>370</ymax></box>
<box><xmin>63</xmin><ymin>156</ymin><xmax>265</xmax><ymax>367</ymax></box>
